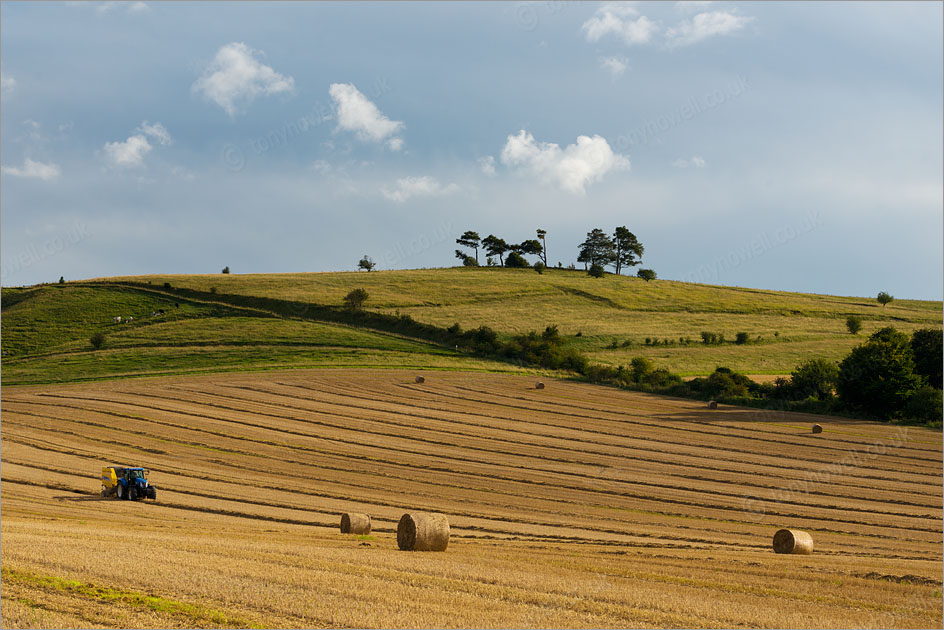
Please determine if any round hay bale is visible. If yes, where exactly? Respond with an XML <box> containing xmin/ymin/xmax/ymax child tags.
<box><xmin>415</xmin><ymin>375</ymin><xmax>425</xmax><ymax>384</ymax></box>
<box><xmin>812</xmin><ymin>424</ymin><xmax>823</xmax><ymax>434</ymax></box>
<box><xmin>707</xmin><ymin>400</ymin><xmax>718</xmax><ymax>409</ymax></box>
<box><xmin>773</xmin><ymin>528</ymin><xmax>814</xmax><ymax>555</ymax></box>
<box><xmin>397</xmin><ymin>512</ymin><xmax>449</xmax><ymax>551</ymax></box>
<box><xmin>535</xmin><ymin>381</ymin><xmax>545</xmax><ymax>390</ymax></box>
<box><xmin>340</xmin><ymin>512</ymin><xmax>371</xmax><ymax>535</ymax></box>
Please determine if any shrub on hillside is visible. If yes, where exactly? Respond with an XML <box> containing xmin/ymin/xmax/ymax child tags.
<box><xmin>344</xmin><ymin>288</ymin><xmax>369</xmax><ymax>312</ymax></box>
<box><xmin>904</xmin><ymin>386</ymin><xmax>943</xmax><ymax>424</ymax></box>
<box><xmin>911</xmin><ymin>328</ymin><xmax>943</xmax><ymax>389</ymax></box>
<box><xmin>837</xmin><ymin>327</ymin><xmax>921</xmax><ymax>419</ymax></box>
<box><xmin>735</xmin><ymin>332</ymin><xmax>749</xmax><ymax>345</ymax></box>
<box><xmin>636</xmin><ymin>268</ymin><xmax>656</xmax><ymax>282</ymax></box>
<box><xmin>90</xmin><ymin>332</ymin><xmax>106</xmax><ymax>349</ymax></box>
<box><xmin>504</xmin><ymin>252</ymin><xmax>529</xmax><ymax>268</ymax></box>
<box><xmin>588</xmin><ymin>263</ymin><xmax>605</xmax><ymax>278</ymax></box>
<box><xmin>533</xmin><ymin>261</ymin><xmax>545</xmax><ymax>274</ymax></box>
<box><xmin>790</xmin><ymin>358</ymin><xmax>839</xmax><ymax>400</ymax></box>
<box><xmin>846</xmin><ymin>315</ymin><xmax>862</xmax><ymax>335</ymax></box>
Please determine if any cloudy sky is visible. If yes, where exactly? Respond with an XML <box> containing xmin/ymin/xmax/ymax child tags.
<box><xmin>2</xmin><ymin>1</ymin><xmax>941</xmax><ymax>299</ymax></box>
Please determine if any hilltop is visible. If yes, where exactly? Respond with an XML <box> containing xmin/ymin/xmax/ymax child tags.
<box><xmin>2</xmin><ymin>267</ymin><xmax>940</xmax><ymax>385</ymax></box>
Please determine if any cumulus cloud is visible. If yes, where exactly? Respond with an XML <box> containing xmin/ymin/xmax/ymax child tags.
<box><xmin>138</xmin><ymin>120</ymin><xmax>171</xmax><ymax>145</ymax></box>
<box><xmin>103</xmin><ymin>121</ymin><xmax>172</xmax><ymax>167</ymax></box>
<box><xmin>1</xmin><ymin>158</ymin><xmax>61</xmax><ymax>181</ymax></box>
<box><xmin>1</xmin><ymin>72</ymin><xmax>15</xmax><ymax>95</ymax></box>
<box><xmin>479</xmin><ymin>156</ymin><xmax>497</xmax><ymax>177</ymax></box>
<box><xmin>329</xmin><ymin>83</ymin><xmax>404</xmax><ymax>149</ymax></box>
<box><xmin>192</xmin><ymin>42</ymin><xmax>295</xmax><ymax>117</ymax></box>
<box><xmin>500</xmin><ymin>130</ymin><xmax>629</xmax><ymax>194</ymax></box>
<box><xmin>582</xmin><ymin>4</ymin><xmax>658</xmax><ymax>45</ymax></box>
<box><xmin>672</xmin><ymin>156</ymin><xmax>707</xmax><ymax>168</ymax></box>
<box><xmin>599</xmin><ymin>56</ymin><xmax>629</xmax><ymax>77</ymax></box>
<box><xmin>381</xmin><ymin>176</ymin><xmax>459</xmax><ymax>204</ymax></box>
<box><xmin>665</xmin><ymin>11</ymin><xmax>752</xmax><ymax>47</ymax></box>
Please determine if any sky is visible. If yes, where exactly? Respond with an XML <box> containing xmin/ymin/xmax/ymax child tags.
<box><xmin>1</xmin><ymin>1</ymin><xmax>942</xmax><ymax>300</ymax></box>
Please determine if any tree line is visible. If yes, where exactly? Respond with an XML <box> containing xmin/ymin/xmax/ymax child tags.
<box><xmin>455</xmin><ymin>227</ymin><xmax>656</xmax><ymax>279</ymax></box>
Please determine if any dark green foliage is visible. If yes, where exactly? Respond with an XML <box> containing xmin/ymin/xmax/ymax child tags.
<box><xmin>222</xmin><ymin>266</ymin><xmax>230</xmax><ymax>274</ymax></box>
<box><xmin>90</xmin><ymin>332</ymin><xmax>106</xmax><ymax>349</ymax></box>
<box><xmin>163</xmin><ymin>282</ymin><xmax>172</xmax><ymax>289</ymax></box>
<box><xmin>358</xmin><ymin>255</ymin><xmax>376</xmax><ymax>272</ymax></box>
<box><xmin>837</xmin><ymin>327</ymin><xmax>921</xmax><ymax>419</ymax></box>
<box><xmin>482</xmin><ymin>235</ymin><xmax>510</xmax><ymax>267</ymax></box>
<box><xmin>735</xmin><ymin>332</ymin><xmax>749</xmax><ymax>345</ymax></box>
<box><xmin>504</xmin><ymin>251</ymin><xmax>529</xmax><ymax>268</ymax></box>
<box><xmin>876</xmin><ymin>291</ymin><xmax>893</xmax><ymax>308</ymax></box>
<box><xmin>578</xmin><ymin>229</ymin><xmax>616</xmax><ymax>268</ymax></box>
<box><xmin>447</xmin><ymin>322</ymin><xmax>462</xmax><ymax>335</ymax></box>
<box><xmin>456</xmin><ymin>231</ymin><xmax>481</xmax><ymax>264</ymax></box>
<box><xmin>612</xmin><ymin>227</ymin><xmax>644</xmax><ymax>275</ymax></box>
<box><xmin>637</xmin><ymin>269</ymin><xmax>656</xmax><ymax>282</ymax></box>
<box><xmin>701</xmin><ymin>331</ymin><xmax>724</xmax><ymax>345</ymax></box>
<box><xmin>533</xmin><ymin>261</ymin><xmax>545</xmax><ymax>274</ymax></box>
<box><xmin>687</xmin><ymin>367</ymin><xmax>753</xmax><ymax>399</ymax></box>
<box><xmin>588</xmin><ymin>263</ymin><xmax>605</xmax><ymax>278</ymax></box>
<box><xmin>911</xmin><ymin>328</ymin><xmax>943</xmax><ymax>388</ymax></box>
<box><xmin>904</xmin><ymin>386</ymin><xmax>943</xmax><ymax>424</ymax></box>
<box><xmin>344</xmin><ymin>288</ymin><xmax>369</xmax><ymax>311</ymax></box>
<box><xmin>536</xmin><ymin>229</ymin><xmax>548</xmax><ymax>265</ymax></box>
<box><xmin>846</xmin><ymin>315</ymin><xmax>862</xmax><ymax>335</ymax></box>
<box><xmin>515</xmin><ymin>239</ymin><xmax>543</xmax><ymax>258</ymax></box>
<box><xmin>455</xmin><ymin>250</ymin><xmax>478</xmax><ymax>266</ymax></box>
<box><xmin>58</xmin><ymin>276</ymin><xmax>65</xmax><ymax>284</ymax></box>
<box><xmin>790</xmin><ymin>358</ymin><xmax>839</xmax><ymax>400</ymax></box>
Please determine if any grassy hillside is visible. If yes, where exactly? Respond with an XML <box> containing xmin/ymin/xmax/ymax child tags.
<box><xmin>103</xmin><ymin>267</ymin><xmax>941</xmax><ymax>375</ymax></box>
<box><xmin>0</xmin><ymin>283</ymin><xmax>520</xmax><ymax>385</ymax></box>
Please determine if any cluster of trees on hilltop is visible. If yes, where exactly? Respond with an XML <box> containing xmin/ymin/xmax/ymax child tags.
<box><xmin>455</xmin><ymin>227</ymin><xmax>654</xmax><ymax>278</ymax></box>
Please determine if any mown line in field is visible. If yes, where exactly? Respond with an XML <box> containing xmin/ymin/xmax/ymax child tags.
<box><xmin>178</xmin><ymin>381</ymin><xmax>944</xmax><ymax>512</ymax></box>
<box><xmin>228</xmin><ymin>380</ymin><xmax>944</xmax><ymax>497</ymax></box>
<box><xmin>16</xmin><ymin>393</ymin><xmax>941</xmax><ymax>528</ymax></box>
<box><xmin>5</xmin><ymin>410</ymin><xmax>939</xmax><ymax>546</ymax></box>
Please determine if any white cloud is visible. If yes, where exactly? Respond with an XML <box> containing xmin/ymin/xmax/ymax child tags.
<box><xmin>2</xmin><ymin>158</ymin><xmax>61</xmax><ymax>181</ymax></box>
<box><xmin>1</xmin><ymin>72</ymin><xmax>15</xmax><ymax>95</ymax></box>
<box><xmin>582</xmin><ymin>4</ymin><xmax>658</xmax><ymax>45</ymax></box>
<box><xmin>138</xmin><ymin>120</ymin><xmax>171</xmax><ymax>145</ymax></box>
<box><xmin>479</xmin><ymin>156</ymin><xmax>497</xmax><ymax>177</ymax></box>
<box><xmin>673</xmin><ymin>156</ymin><xmax>707</xmax><ymax>168</ymax></box>
<box><xmin>599</xmin><ymin>56</ymin><xmax>629</xmax><ymax>77</ymax></box>
<box><xmin>381</xmin><ymin>176</ymin><xmax>459</xmax><ymax>204</ymax></box>
<box><xmin>666</xmin><ymin>10</ymin><xmax>752</xmax><ymax>47</ymax></box>
<box><xmin>500</xmin><ymin>130</ymin><xmax>629</xmax><ymax>194</ymax></box>
<box><xmin>128</xmin><ymin>2</ymin><xmax>150</xmax><ymax>12</ymax></box>
<box><xmin>192</xmin><ymin>42</ymin><xmax>295</xmax><ymax>117</ymax></box>
<box><xmin>104</xmin><ymin>135</ymin><xmax>152</xmax><ymax>167</ymax></box>
<box><xmin>328</xmin><ymin>83</ymin><xmax>404</xmax><ymax>149</ymax></box>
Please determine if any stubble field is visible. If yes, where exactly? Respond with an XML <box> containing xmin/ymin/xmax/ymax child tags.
<box><xmin>1</xmin><ymin>369</ymin><xmax>941</xmax><ymax>628</ymax></box>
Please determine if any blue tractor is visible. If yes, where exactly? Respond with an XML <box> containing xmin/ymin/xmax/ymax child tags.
<box><xmin>101</xmin><ymin>466</ymin><xmax>157</xmax><ymax>501</ymax></box>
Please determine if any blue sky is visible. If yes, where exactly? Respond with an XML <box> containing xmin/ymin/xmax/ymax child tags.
<box><xmin>2</xmin><ymin>1</ymin><xmax>941</xmax><ymax>299</ymax></box>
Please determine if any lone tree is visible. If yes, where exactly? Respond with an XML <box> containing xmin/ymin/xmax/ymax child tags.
<box><xmin>456</xmin><ymin>231</ymin><xmax>481</xmax><ymax>265</ymax></box>
<box><xmin>454</xmin><ymin>250</ymin><xmax>477</xmax><ymax>266</ymax></box>
<box><xmin>90</xmin><ymin>332</ymin><xmax>106</xmax><ymax>349</ymax></box>
<box><xmin>344</xmin><ymin>288</ymin><xmax>369</xmax><ymax>312</ymax></box>
<box><xmin>514</xmin><ymin>239</ymin><xmax>543</xmax><ymax>261</ymax></box>
<box><xmin>877</xmin><ymin>292</ymin><xmax>893</xmax><ymax>308</ymax></box>
<box><xmin>846</xmin><ymin>315</ymin><xmax>862</xmax><ymax>335</ymax></box>
<box><xmin>222</xmin><ymin>266</ymin><xmax>230</xmax><ymax>274</ymax></box>
<box><xmin>536</xmin><ymin>229</ymin><xmax>548</xmax><ymax>266</ymax></box>
<box><xmin>358</xmin><ymin>255</ymin><xmax>376</xmax><ymax>272</ymax></box>
<box><xmin>58</xmin><ymin>276</ymin><xmax>65</xmax><ymax>284</ymax></box>
<box><xmin>578</xmin><ymin>229</ymin><xmax>616</xmax><ymax>269</ymax></box>
<box><xmin>637</xmin><ymin>268</ymin><xmax>657</xmax><ymax>282</ymax></box>
<box><xmin>612</xmin><ymin>226</ymin><xmax>644</xmax><ymax>275</ymax></box>
<box><xmin>482</xmin><ymin>235</ymin><xmax>510</xmax><ymax>267</ymax></box>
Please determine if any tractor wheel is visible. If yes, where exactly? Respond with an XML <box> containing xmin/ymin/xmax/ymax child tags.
<box><xmin>147</xmin><ymin>487</ymin><xmax>156</xmax><ymax>501</ymax></box>
<box><xmin>116</xmin><ymin>484</ymin><xmax>124</xmax><ymax>500</ymax></box>
<box><xmin>128</xmin><ymin>486</ymin><xmax>138</xmax><ymax>501</ymax></box>
<box><xmin>101</xmin><ymin>487</ymin><xmax>107</xmax><ymax>498</ymax></box>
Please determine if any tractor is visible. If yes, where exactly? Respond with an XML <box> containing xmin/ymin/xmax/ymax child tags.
<box><xmin>101</xmin><ymin>466</ymin><xmax>157</xmax><ymax>501</ymax></box>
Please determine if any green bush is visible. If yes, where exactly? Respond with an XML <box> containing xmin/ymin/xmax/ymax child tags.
<box><xmin>588</xmin><ymin>263</ymin><xmax>605</xmax><ymax>278</ymax></box>
<box><xmin>911</xmin><ymin>328</ymin><xmax>943</xmax><ymax>388</ymax></box>
<box><xmin>790</xmin><ymin>358</ymin><xmax>838</xmax><ymax>400</ymax></box>
<box><xmin>344</xmin><ymin>288</ymin><xmax>369</xmax><ymax>312</ymax></box>
<box><xmin>735</xmin><ymin>332</ymin><xmax>749</xmax><ymax>345</ymax></box>
<box><xmin>837</xmin><ymin>327</ymin><xmax>921</xmax><ymax>419</ymax></box>
<box><xmin>90</xmin><ymin>332</ymin><xmax>106</xmax><ymax>349</ymax></box>
<box><xmin>163</xmin><ymin>282</ymin><xmax>172</xmax><ymax>289</ymax></box>
<box><xmin>846</xmin><ymin>315</ymin><xmax>862</xmax><ymax>335</ymax></box>
<box><xmin>904</xmin><ymin>386</ymin><xmax>943</xmax><ymax>424</ymax></box>
<box><xmin>636</xmin><ymin>268</ymin><xmax>656</xmax><ymax>282</ymax></box>
<box><xmin>533</xmin><ymin>261</ymin><xmax>545</xmax><ymax>274</ymax></box>
<box><xmin>505</xmin><ymin>252</ymin><xmax>529</xmax><ymax>268</ymax></box>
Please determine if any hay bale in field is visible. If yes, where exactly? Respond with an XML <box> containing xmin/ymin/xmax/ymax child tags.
<box><xmin>397</xmin><ymin>512</ymin><xmax>449</xmax><ymax>551</ymax></box>
<box><xmin>340</xmin><ymin>512</ymin><xmax>371</xmax><ymax>535</ymax></box>
<box><xmin>812</xmin><ymin>424</ymin><xmax>823</xmax><ymax>434</ymax></box>
<box><xmin>415</xmin><ymin>375</ymin><xmax>425</xmax><ymax>384</ymax></box>
<box><xmin>535</xmin><ymin>381</ymin><xmax>545</xmax><ymax>390</ymax></box>
<box><xmin>707</xmin><ymin>400</ymin><xmax>718</xmax><ymax>409</ymax></box>
<box><xmin>773</xmin><ymin>528</ymin><xmax>814</xmax><ymax>555</ymax></box>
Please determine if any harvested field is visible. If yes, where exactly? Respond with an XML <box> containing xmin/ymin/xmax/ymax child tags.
<box><xmin>2</xmin><ymin>369</ymin><xmax>941</xmax><ymax>628</ymax></box>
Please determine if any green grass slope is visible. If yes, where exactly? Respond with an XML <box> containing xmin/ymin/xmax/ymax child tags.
<box><xmin>0</xmin><ymin>283</ymin><xmax>517</xmax><ymax>385</ymax></box>
<box><xmin>104</xmin><ymin>267</ymin><xmax>941</xmax><ymax>375</ymax></box>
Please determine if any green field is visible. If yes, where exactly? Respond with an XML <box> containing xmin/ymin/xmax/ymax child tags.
<box><xmin>3</xmin><ymin>268</ymin><xmax>940</xmax><ymax>385</ymax></box>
